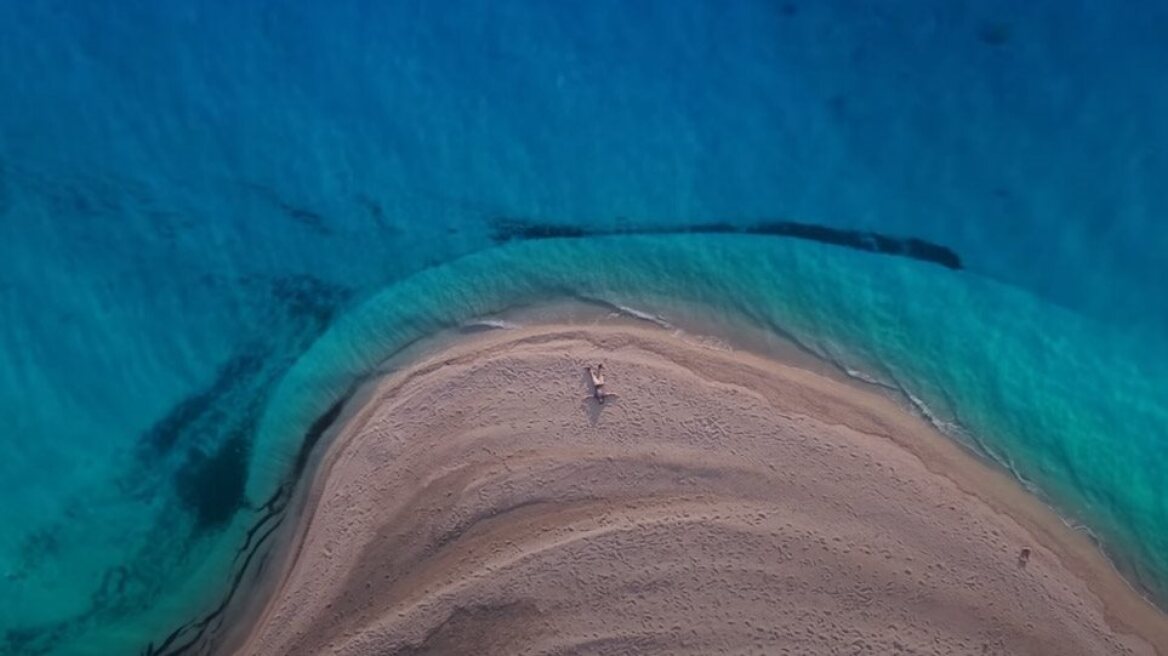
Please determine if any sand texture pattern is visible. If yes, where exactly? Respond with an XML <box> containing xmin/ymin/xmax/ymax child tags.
<box><xmin>231</xmin><ymin>324</ymin><xmax>1166</xmax><ymax>656</ymax></box>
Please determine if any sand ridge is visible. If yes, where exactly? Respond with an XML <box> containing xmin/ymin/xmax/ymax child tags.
<box><xmin>229</xmin><ymin>323</ymin><xmax>1167</xmax><ymax>655</ymax></box>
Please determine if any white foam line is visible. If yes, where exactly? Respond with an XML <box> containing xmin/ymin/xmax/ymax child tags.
<box><xmin>459</xmin><ymin>318</ymin><xmax>522</xmax><ymax>332</ymax></box>
<box><xmin>887</xmin><ymin>375</ymin><xmax>1160</xmax><ymax>603</ymax></box>
<box><xmin>612</xmin><ymin>303</ymin><xmax>675</xmax><ymax>330</ymax></box>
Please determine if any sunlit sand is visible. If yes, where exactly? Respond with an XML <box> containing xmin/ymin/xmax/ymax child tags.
<box><xmin>228</xmin><ymin>321</ymin><xmax>1167</xmax><ymax>655</ymax></box>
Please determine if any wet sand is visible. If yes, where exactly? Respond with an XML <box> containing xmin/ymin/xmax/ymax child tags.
<box><xmin>228</xmin><ymin>322</ymin><xmax>1168</xmax><ymax>655</ymax></box>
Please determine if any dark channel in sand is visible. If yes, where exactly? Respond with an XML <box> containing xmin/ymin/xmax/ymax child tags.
<box><xmin>488</xmin><ymin>217</ymin><xmax>964</xmax><ymax>270</ymax></box>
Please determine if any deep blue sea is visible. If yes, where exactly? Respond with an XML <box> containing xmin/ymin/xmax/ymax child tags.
<box><xmin>1</xmin><ymin>1</ymin><xmax>1166</xmax><ymax>654</ymax></box>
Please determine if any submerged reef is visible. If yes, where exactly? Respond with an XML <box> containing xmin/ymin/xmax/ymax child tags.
<box><xmin>488</xmin><ymin>217</ymin><xmax>964</xmax><ymax>270</ymax></box>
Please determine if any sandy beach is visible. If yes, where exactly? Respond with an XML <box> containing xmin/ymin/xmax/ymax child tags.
<box><xmin>227</xmin><ymin>320</ymin><xmax>1168</xmax><ymax>655</ymax></box>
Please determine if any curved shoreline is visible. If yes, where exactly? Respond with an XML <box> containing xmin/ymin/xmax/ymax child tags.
<box><xmin>226</xmin><ymin>318</ymin><xmax>1168</xmax><ymax>655</ymax></box>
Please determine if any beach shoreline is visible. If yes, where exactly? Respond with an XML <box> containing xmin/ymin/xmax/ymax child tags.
<box><xmin>220</xmin><ymin>311</ymin><xmax>1168</xmax><ymax>655</ymax></box>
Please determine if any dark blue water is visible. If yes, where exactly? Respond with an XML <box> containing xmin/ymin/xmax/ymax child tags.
<box><xmin>1</xmin><ymin>2</ymin><xmax>1166</xmax><ymax>654</ymax></box>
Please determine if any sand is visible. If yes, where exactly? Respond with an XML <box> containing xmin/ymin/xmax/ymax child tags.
<box><xmin>228</xmin><ymin>321</ymin><xmax>1168</xmax><ymax>656</ymax></box>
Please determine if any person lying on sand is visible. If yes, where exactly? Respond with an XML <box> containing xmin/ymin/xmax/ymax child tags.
<box><xmin>586</xmin><ymin>364</ymin><xmax>614</xmax><ymax>404</ymax></box>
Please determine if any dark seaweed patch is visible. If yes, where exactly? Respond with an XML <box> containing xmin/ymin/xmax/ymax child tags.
<box><xmin>356</xmin><ymin>193</ymin><xmax>398</xmax><ymax>232</ymax></box>
<box><xmin>3</xmin><ymin>624</ymin><xmax>63</xmax><ymax>656</ymax></box>
<box><xmin>488</xmin><ymin>217</ymin><xmax>963</xmax><ymax>270</ymax></box>
<box><xmin>175</xmin><ymin>434</ymin><xmax>249</xmax><ymax>530</ymax></box>
<box><xmin>138</xmin><ymin>275</ymin><xmax>348</xmax><ymax>461</ymax></box>
<box><xmin>91</xmin><ymin>567</ymin><xmax>131</xmax><ymax>609</ymax></box>
<box><xmin>141</xmin><ymin>355</ymin><xmax>263</xmax><ymax>454</ymax></box>
<box><xmin>131</xmin><ymin>273</ymin><xmax>351</xmax><ymax>525</ymax></box>
<box><xmin>17</xmin><ymin>527</ymin><xmax>61</xmax><ymax>572</ymax></box>
<box><xmin>238</xmin><ymin>180</ymin><xmax>333</xmax><ymax>235</ymax></box>
<box><xmin>287</xmin><ymin>207</ymin><xmax>329</xmax><ymax>231</ymax></box>
<box><xmin>745</xmin><ymin>222</ymin><xmax>963</xmax><ymax>269</ymax></box>
<box><xmin>269</xmin><ymin>274</ymin><xmax>351</xmax><ymax>326</ymax></box>
<box><xmin>489</xmin><ymin>217</ymin><xmax>590</xmax><ymax>241</ymax></box>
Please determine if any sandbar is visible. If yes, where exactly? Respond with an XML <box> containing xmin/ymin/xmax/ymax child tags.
<box><xmin>227</xmin><ymin>320</ymin><xmax>1168</xmax><ymax>655</ymax></box>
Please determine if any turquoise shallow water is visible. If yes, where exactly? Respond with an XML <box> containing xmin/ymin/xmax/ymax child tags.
<box><xmin>1</xmin><ymin>1</ymin><xmax>1166</xmax><ymax>654</ymax></box>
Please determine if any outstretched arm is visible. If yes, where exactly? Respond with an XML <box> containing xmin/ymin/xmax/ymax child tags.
<box><xmin>586</xmin><ymin>366</ymin><xmax>603</xmax><ymax>386</ymax></box>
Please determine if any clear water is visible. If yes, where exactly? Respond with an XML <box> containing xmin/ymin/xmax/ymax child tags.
<box><xmin>1</xmin><ymin>1</ymin><xmax>1166</xmax><ymax>654</ymax></box>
